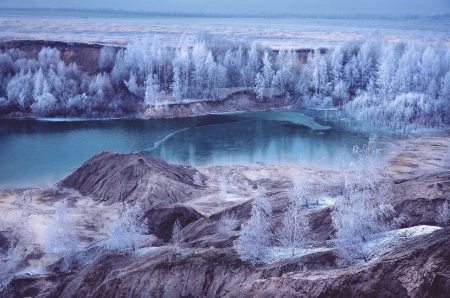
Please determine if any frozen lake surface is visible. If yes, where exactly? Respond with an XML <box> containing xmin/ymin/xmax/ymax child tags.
<box><xmin>1</xmin><ymin>10</ymin><xmax>449</xmax><ymax>48</ymax></box>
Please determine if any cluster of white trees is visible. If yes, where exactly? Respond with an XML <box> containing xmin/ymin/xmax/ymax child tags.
<box><xmin>232</xmin><ymin>185</ymin><xmax>312</xmax><ymax>264</ymax></box>
<box><xmin>231</xmin><ymin>135</ymin><xmax>404</xmax><ymax>266</ymax></box>
<box><xmin>0</xmin><ymin>35</ymin><xmax>449</xmax><ymax>126</ymax></box>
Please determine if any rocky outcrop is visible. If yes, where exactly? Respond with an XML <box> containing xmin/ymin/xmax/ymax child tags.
<box><xmin>392</xmin><ymin>171</ymin><xmax>450</xmax><ymax>227</ymax></box>
<box><xmin>58</xmin><ymin>151</ymin><xmax>208</xmax><ymax>208</ymax></box>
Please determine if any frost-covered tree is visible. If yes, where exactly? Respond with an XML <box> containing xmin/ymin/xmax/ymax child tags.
<box><xmin>436</xmin><ymin>200</ymin><xmax>450</xmax><ymax>227</ymax></box>
<box><xmin>6</xmin><ymin>69</ymin><xmax>33</xmax><ymax>110</ymax></box>
<box><xmin>144</xmin><ymin>73</ymin><xmax>162</xmax><ymax>107</ymax></box>
<box><xmin>233</xmin><ymin>186</ymin><xmax>272</xmax><ymax>264</ymax></box>
<box><xmin>38</xmin><ymin>47</ymin><xmax>60</xmax><ymax>71</ymax></box>
<box><xmin>218</xmin><ymin>212</ymin><xmax>239</xmax><ymax>236</ymax></box>
<box><xmin>254</xmin><ymin>72</ymin><xmax>265</xmax><ymax>101</ymax></box>
<box><xmin>332</xmin><ymin>135</ymin><xmax>397</xmax><ymax>265</ymax></box>
<box><xmin>276</xmin><ymin>206</ymin><xmax>310</xmax><ymax>256</ymax></box>
<box><xmin>99</xmin><ymin>46</ymin><xmax>116</xmax><ymax>72</ymax></box>
<box><xmin>220</xmin><ymin>171</ymin><xmax>228</xmax><ymax>200</ymax></box>
<box><xmin>172</xmin><ymin>219</ymin><xmax>184</xmax><ymax>253</ymax></box>
<box><xmin>106</xmin><ymin>203</ymin><xmax>148</xmax><ymax>252</ymax></box>
<box><xmin>287</xmin><ymin>177</ymin><xmax>312</xmax><ymax>208</ymax></box>
<box><xmin>441</xmin><ymin>149</ymin><xmax>450</xmax><ymax>170</ymax></box>
<box><xmin>44</xmin><ymin>200</ymin><xmax>79</xmax><ymax>271</ymax></box>
<box><xmin>191</xmin><ymin>42</ymin><xmax>207</xmax><ymax>98</ymax></box>
<box><xmin>193</xmin><ymin>171</ymin><xmax>203</xmax><ymax>186</ymax></box>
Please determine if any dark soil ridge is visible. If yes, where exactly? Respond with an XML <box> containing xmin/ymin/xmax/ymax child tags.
<box><xmin>0</xmin><ymin>40</ymin><xmax>106</xmax><ymax>75</ymax></box>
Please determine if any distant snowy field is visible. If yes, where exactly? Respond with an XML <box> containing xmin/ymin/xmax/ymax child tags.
<box><xmin>1</xmin><ymin>11</ymin><xmax>450</xmax><ymax>48</ymax></box>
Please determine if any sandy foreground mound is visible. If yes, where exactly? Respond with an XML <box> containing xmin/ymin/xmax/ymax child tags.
<box><xmin>0</xmin><ymin>136</ymin><xmax>450</xmax><ymax>297</ymax></box>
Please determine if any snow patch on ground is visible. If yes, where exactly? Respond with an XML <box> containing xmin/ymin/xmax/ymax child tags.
<box><xmin>266</xmin><ymin>225</ymin><xmax>441</xmax><ymax>265</ymax></box>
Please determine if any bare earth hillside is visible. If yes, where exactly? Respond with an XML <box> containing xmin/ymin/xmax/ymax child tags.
<box><xmin>0</xmin><ymin>136</ymin><xmax>450</xmax><ymax>297</ymax></box>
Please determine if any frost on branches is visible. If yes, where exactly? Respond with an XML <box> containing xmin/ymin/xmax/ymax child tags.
<box><xmin>233</xmin><ymin>186</ymin><xmax>272</xmax><ymax>264</ymax></box>
<box><xmin>276</xmin><ymin>206</ymin><xmax>311</xmax><ymax>257</ymax></box>
<box><xmin>106</xmin><ymin>203</ymin><xmax>149</xmax><ymax>252</ymax></box>
<box><xmin>172</xmin><ymin>219</ymin><xmax>184</xmax><ymax>253</ymax></box>
<box><xmin>218</xmin><ymin>212</ymin><xmax>239</xmax><ymax>236</ymax></box>
<box><xmin>332</xmin><ymin>134</ymin><xmax>398</xmax><ymax>266</ymax></box>
<box><xmin>44</xmin><ymin>200</ymin><xmax>80</xmax><ymax>271</ymax></box>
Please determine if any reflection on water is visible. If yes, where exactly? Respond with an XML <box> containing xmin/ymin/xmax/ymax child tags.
<box><xmin>0</xmin><ymin>110</ymin><xmax>399</xmax><ymax>188</ymax></box>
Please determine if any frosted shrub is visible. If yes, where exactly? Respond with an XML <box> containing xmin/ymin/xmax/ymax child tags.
<box><xmin>44</xmin><ymin>200</ymin><xmax>79</xmax><ymax>271</ymax></box>
<box><xmin>234</xmin><ymin>186</ymin><xmax>272</xmax><ymax>264</ymax></box>
<box><xmin>441</xmin><ymin>149</ymin><xmax>450</xmax><ymax>170</ymax></box>
<box><xmin>218</xmin><ymin>212</ymin><xmax>239</xmax><ymax>236</ymax></box>
<box><xmin>106</xmin><ymin>203</ymin><xmax>148</xmax><ymax>252</ymax></box>
<box><xmin>172</xmin><ymin>219</ymin><xmax>184</xmax><ymax>253</ymax></box>
<box><xmin>436</xmin><ymin>201</ymin><xmax>450</xmax><ymax>227</ymax></box>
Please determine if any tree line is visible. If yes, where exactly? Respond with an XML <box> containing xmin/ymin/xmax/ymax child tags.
<box><xmin>0</xmin><ymin>35</ymin><xmax>449</xmax><ymax>129</ymax></box>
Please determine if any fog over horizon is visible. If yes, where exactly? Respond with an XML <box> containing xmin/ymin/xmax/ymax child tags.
<box><xmin>1</xmin><ymin>0</ymin><xmax>450</xmax><ymax>16</ymax></box>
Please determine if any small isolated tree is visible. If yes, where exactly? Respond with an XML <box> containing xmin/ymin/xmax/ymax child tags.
<box><xmin>218</xmin><ymin>212</ymin><xmax>239</xmax><ymax>236</ymax></box>
<box><xmin>193</xmin><ymin>171</ymin><xmax>203</xmax><ymax>186</ymax></box>
<box><xmin>233</xmin><ymin>186</ymin><xmax>272</xmax><ymax>264</ymax></box>
<box><xmin>220</xmin><ymin>171</ymin><xmax>228</xmax><ymax>200</ymax></box>
<box><xmin>106</xmin><ymin>203</ymin><xmax>148</xmax><ymax>252</ymax></box>
<box><xmin>44</xmin><ymin>200</ymin><xmax>79</xmax><ymax>271</ymax></box>
<box><xmin>172</xmin><ymin>219</ymin><xmax>184</xmax><ymax>253</ymax></box>
<box><xmin>436</xmin><ymin>201</ymin><xmax>450</xmax><ymax>227</ymax></box>
<box><xmin>276</xmin><ymin>206</ymin><xmax>310</xmax><ymax>256</ymax></box>
<box><xmin>441</xmin><ymin>149</ymin><xmax>450</xmax><ymax>170</ymax></box>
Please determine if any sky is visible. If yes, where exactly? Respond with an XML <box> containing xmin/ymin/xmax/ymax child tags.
<box><xmin>1</xmin><ymin>0</ymin><xmax>450</xmax><ymax>16</ymax></box>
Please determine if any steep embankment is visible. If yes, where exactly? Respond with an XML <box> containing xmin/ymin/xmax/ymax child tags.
<box><xmin>0</xmin><ymin>40</ymin><xmax>102</xmax><ymax>75</ymax></box>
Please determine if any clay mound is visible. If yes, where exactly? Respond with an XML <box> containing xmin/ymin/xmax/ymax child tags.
<box><xmin>144</xmin><ymin>204</ymin><xmax>204</xmax><ymax>242</ymax></box>
<box><xmin>58</xmin><ymin>151</ymin><xmax>206</xmax><ymax>208</ymax></box>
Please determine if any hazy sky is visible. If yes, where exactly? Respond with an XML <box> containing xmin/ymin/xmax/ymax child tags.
<box><xmin>1</xmin><ymin>0</ymin><xmax>450</xmax><ymax>16</ymax></box>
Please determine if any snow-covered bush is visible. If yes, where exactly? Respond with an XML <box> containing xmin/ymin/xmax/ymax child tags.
<box><xmin>44</xmin><ymin>200</ymin><xmax>79</xmax><ymax>271</ymax></box>
<box><xmin>217</xmin><ymin>212</ymin><xmax>239</xmax><ymax>236</ymax></box>
<box><xmin>234</xmin><ymin>186</ymin><xmax>272</xmax><ymax>264</ymax></box>
<box><xmin>106</xmin><ymin>203</ymin><xmax>149</xmax><ymax>252</ymax></box>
